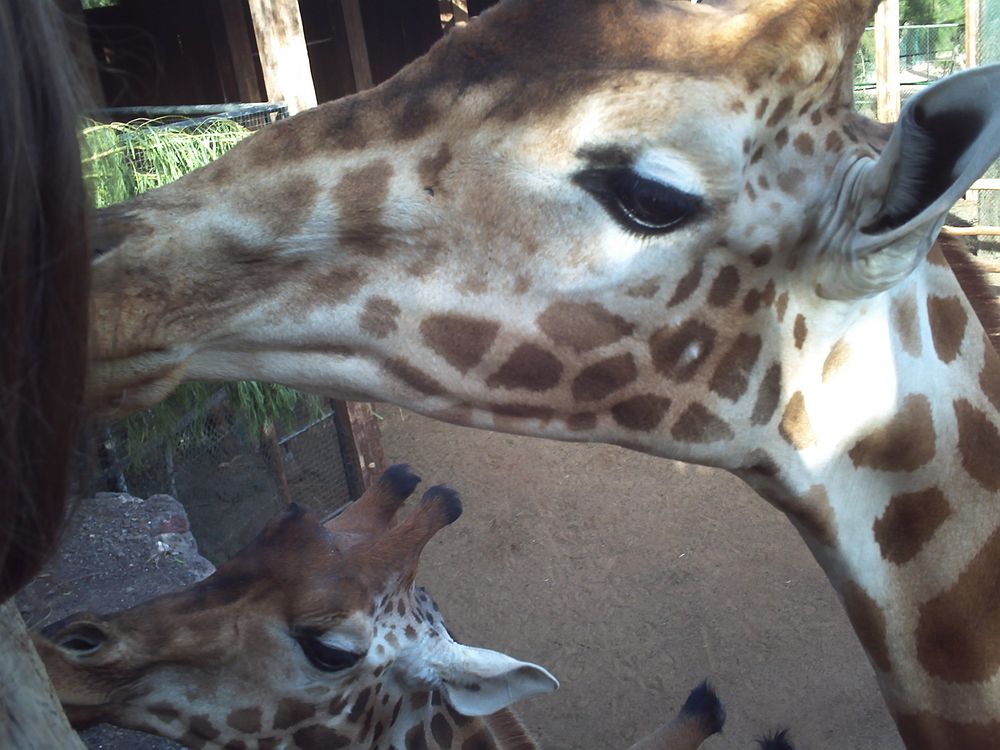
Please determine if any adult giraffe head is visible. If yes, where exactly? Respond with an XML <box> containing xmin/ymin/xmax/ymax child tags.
<box><xmin>88</xmin><ymin>0</ymin><xmax>1000</xmax><ymax>746</ymax></box>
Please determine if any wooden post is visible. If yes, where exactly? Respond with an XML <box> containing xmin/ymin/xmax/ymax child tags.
<box><xmin>341</xmin><ymin>0</ymin><xmax>374</xmax><ymax>92</ymax></box>
<box><xmin>262</xmin><ymin>423</ymin><xmax>292</xmax><ymax>504</ymax></box>
<box><xmin>246</xmin><ymin>0</ymin><xmax>318</xmax><ymax>114</ymax></box>
<box><xmin>875</xmin><ymin>0</ymin><xmax>901</xmax><ymax>123</ymax></box>
<box><xmin>219</xmin><ymin>0</ymin><xmax>264</xmax><ymax>102</ymax></box>
<box><xmin>333</xmin><ymin>401</ymin><xmax>386</xmax><ymax>496</ymax></box>
<box><xmin>967</xmin><ymin>0</ymin><xmax>980</xmax><ymax>68</ymax></box>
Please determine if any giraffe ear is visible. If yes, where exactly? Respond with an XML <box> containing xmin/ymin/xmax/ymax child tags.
<box><xmin>818</xmin><ymin>63</ymin><xmax>1000</xmax><ymax>300</ymax></box>
<box><xmin>433</xmin><ymin>644</ymin><xmax>558</xmax><ymax>716</ymax></box>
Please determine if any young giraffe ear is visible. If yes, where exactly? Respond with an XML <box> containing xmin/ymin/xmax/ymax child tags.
<box><xmin>818</xmin><ymin>63</ymin><xmax>1000</xmax><ymax>300</ymax></box>
<box><xmin>433</xmin><ymin>644</ymin><xmax>558</xmax><ymax>717</ymax></box>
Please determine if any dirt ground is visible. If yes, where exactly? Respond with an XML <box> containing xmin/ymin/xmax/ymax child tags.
<box><xmin>25</xmin><ymin>404</ymin><xmax>903</xmax><ymax>750</ymax></box>
<box><xmin>374</xmin><ymin>405</ymin><xmax>903</xmax><ymax>750</ymax></box>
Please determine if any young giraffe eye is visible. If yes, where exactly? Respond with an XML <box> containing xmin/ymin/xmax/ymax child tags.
<box><xmin>295</xmin><ymin>637</ymin><xmax>361</xmax><ymax>673</ymax></box>
<box><xmin>574</xmin><ymin>168</ymin><xmax>704</xmax><ymax>236</ymax></box>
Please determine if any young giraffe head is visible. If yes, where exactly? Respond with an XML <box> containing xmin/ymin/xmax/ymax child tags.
<box><xmin>34</xmin><ymin>466</ymin><xmax>557</xmax><ymax>749</ymax></box>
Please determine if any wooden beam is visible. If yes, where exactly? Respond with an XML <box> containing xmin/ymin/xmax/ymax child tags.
<box><xmin>971</xmin><ymin>179</ymin><xmax>1000</xmax><ymax>191</ymax></box>
<box><xmin>219</xmin><ymin>0</ymin><xmax>264</xmax><ymax>102</ymax></box>
<box><xmin>967</xmin><ymin>0</ymin><xmax>980</xmax><ymax>68</ymax></box>
<box><xmin>333</xmin><ymin>401</ymin><xmax>386</xmax><ymax>496</ymax></box>
<box><xmin>246</xmin><ymin>0</ymin><xmax>317</xmax><ymax>113</ymax></box>
<box><xmin>875</xmin><ymin>0</ymin><xmax>901</xmax><ymax>123</ymax></box>
<box><xmin>943</xmin><ymin>226</ymin><xmax>1000</xmax><ymax>236</ymax></box>
<box><xmin>340</xmin><ymin>0</ymin><xmax>374</xmax><ymax>92</ymax></box>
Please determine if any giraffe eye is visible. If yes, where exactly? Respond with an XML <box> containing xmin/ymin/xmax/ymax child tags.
<box><xmin>574</xmin><ymin>168</ymin><xmax>703</xmax><ymax>236</ymax></box>
<box><xmin>296</xmin><ymin>637</ymin><xmax>361</xmax><ymax>673</ymax></box>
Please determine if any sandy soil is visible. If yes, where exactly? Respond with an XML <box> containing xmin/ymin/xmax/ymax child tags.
<box><xmin>376</xmin><ymin>405</ymin><xmax>903</xmax><ymax>750</ymax></box>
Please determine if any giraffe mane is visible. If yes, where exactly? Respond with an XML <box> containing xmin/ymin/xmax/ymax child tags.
<box><xmin>482</xmin><ymin>707</ymin><xmax>541</xmax><ymax>750</ymax></box>
<box><xmin>938</xmin><ymin>233</ymin><xmax>1000</xmax><ymax>353</ymax></box>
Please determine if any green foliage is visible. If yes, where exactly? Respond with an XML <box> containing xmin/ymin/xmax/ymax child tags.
<box><xmin>82</xmin><ymin>117</ymin><xmax>323</xmax><ymax>461</ymax></box>
<box><xmin>901</xmin><ymin>0</ymin><xmax>965</xmax><ymax>25</ymax></box>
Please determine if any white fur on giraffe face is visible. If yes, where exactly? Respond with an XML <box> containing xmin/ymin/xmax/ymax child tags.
<box><xmin>632</xmin><ymin>150</ymin><xmax>705</xmax><ymax>199</ymax></box>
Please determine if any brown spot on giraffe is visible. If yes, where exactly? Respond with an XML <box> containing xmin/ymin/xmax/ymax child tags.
<box><xmin>750</xmin><ymin>145</ymin><xmax>765</xmax><ymax>165</ymax></box>
<box><xmin>486</xmin><ymin>344</ymin><xmax>563</xmax><ymax>392</ymax></box>
<box><xmin>954</xmin><ymin>399</ymin><xmax>1000</xmax><ymax>491</ymax></box>
<box><xmin>752</xmin><ymin>363</ymin><xmax>783</xmax><ymax>426</ymax></box>
<box><xmin>649</xmin><ymin>320</ymin><xmax>717</xmax><ymax>382</ymax></box>
<box><xmin>348</xmin><ymin>687</ymin><xmax>372</xmax><ymax>723</ymax></box>
<box><xmin>848</xmin><ymin>395</ymin><xmax>935</xmax><ymax>472</ymax></box>
<box><xmin>308</xmin><ymin>265</ymin><xmax>368</xmax><ymax>305</ymax></box>
<box><xmin>384</xmin><ymin>359</ymin><xmax>447</xmax><ymax>397</ymax></box>
<box><xmin>708</xmin><ymin>266</ymin><xmax>740</xmax><ymax>307</ymax></box>
<box><xmin>916</xmin><ymin>525</ymin><xmax>1000</xmax><ymax>682</ymax></box>
<box><xmin>745</xmin><ymin>182</ymin><xmax>758</xmax><ymax>201</ymax></box>
<box><xmin>982</xmin><ymin>346</ymin><xmax>1000</xmax><ymax>413</ymax></box>
<box><xmin>754</xmin><ymin>97</ymin><xmax>770</xmax><ymax>120</ymax></box>
<box><xmin>667</xmin><ymin>260</ymin><xmax>704</xmax><ymax>308</ymax></box>
<box><xmin>793</xmin><ymin>314</ymin><xmax>808</xmax><ymax>349</ymax></box>
<box><xmin>333</xmin><ymin>161</ymin><xmax>394</xmax><ymax>257</ymax></box>
<box><xmin>766</xmin><ymin>95</ymin><xmax>795</xmax><ymax>127</ymax></box>
<box><xmin>420</xmin><ymin>315</ymin><xmax>501</xmax><ymax>374</ymax></box>
<box><xmin>775</xmin><ymin>293</ymin><xmax>789</xmax><ymax>322</ymax></box>
<box><xmin>537</xmin><ymin>301</ymin><xmax>634</xmax><ymax>352</ymax></box>
<box><xmin>895</xmin><ymin>712</ymin><xmax>1000</xmax><ymax>750</ymax></box>
<box><xmin>822</xmin><ymin>338</ymin><xmax>850</xmax><ymax>382</ymax></box>
<box><xmin>671</xmin><ymin>403</ymin><xmax>735</xmax><ymax>443</ymax></box>
<box><xmin>410</xmin><ymin>691</ymin><xmax>430</xmax><ymax>710</ymax></box>
<box><xmin>793</xmin><ymin>132</ymin><xmax>815</xmax><ymax>156</ymax></box>
<box><xmin>183</xmin><ymin>715</ymin><xmax>221</xmax><ymax>746</ymax></box>
<box><xmin>774</xmin><ymin>127</ymin><xmax>789</xmax><ymax>149</ymax></box>
<box><xmin>431</xmin><ymin>712</ymin><xmax>454</xmax><ymax>748</ymax></box>
<box><xmin>779</xmin><ymin>392</ymin><xmax>817</xmax><ymax>449</ymax></box>
<box><xmin>626</xmin><ymin>279</ymin><xmax>660</xmax><ymax>299</ymax></box>
<box><xmin>841</xmin><ymin>581</ymin><xmax>892</xmax><ymax>673</ymax></box>
<box><xmin>418</xmin><ymin>143</ymin><xmax>453</xmax><ymax>193</ymax></box>
<box><xmin>572</xmin><ymin>354</ymin><xmax>639</xmax><ymax>402</ymax></box>
<box><xmin>360</xmin><ymin>297</ymin><xmax>401</xmax><ymax>339</ymax></box>
<box><xmin>612</xmin><ymin>394</ymin><xmax>672</xmax><ymax>432</ymax></box>
<box><xmin>245</xmin><ymin>176</ymin><xmax>320</xmax><ymax>236</ymax></box>
<box><xmin>873</xmin><ymin>487</ymin><xmax>951</xmax><ymax>565</ymax></box>
<box><xmin>825</xmin><ymin>131</ymin><xmax>845</xmax><ymax>152</ymax></box>
<box><xmin>292</xmin><ymin>724</ymin><xmax>351</xmax><ymax>749</ymax></box>
<box><xmin>394</xmin><ymin>96</ymin><xmax>441</xmax><ymax>141</ymax></box>
<box><xmin>273</xmin><ymin>698</ymin><xmax>316</xmax><ymax>730</ymax></box>
<box><xmin>776</xmin><ymin>168</ymin><xmax>805</xmax><ymax>194</ymax></box>
<box><xmin>761</xmin><ymin>280</ymin><xmax>776</xmax><ymax>308</ymax></box>
<box><xmin>743</xmin><ymin>288</ymin><xmax>763</xmax><ymax>315</ymax></box>
<box><xmin>927</xmin><ymin>295</ymin><xmax>968</xmax><ymax>363</ymax></box>
<box><xmin>891</xmin><ymin>293</ymin><xmax>922</xmax><ymax>358</ymax></box>
<box><xmin>709</xmin><ymin>333</ymin><xmax>763</xmax><ymax>401</ymax></box>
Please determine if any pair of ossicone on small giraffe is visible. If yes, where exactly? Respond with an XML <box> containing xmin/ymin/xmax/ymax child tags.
<box><xmin>37</xmin><ymin>465</ymin><xmax>798</xmax><ymax>750</ymax></box>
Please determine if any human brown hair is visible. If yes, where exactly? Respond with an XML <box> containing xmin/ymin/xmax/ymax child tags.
<box><xmin>0</xmin><ymin>0</ymin><xmax>91</xmax><ymax>601</ymax></box>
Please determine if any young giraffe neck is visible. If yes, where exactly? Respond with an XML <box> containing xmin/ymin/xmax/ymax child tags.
<box><xmin>737</xmin><ymin>245</ymin><xmax>1000</xmax><ymax>744</ymax></box>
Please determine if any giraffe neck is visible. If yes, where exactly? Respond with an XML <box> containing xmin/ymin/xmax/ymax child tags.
<box><xmin>737</xmin><ymin>248</ymin><xmax>1000</xmax><ymax>744</ymax></box>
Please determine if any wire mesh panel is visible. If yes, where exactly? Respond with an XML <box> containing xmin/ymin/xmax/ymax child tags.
<box><xmin>979</xmin><ymin>0</ymin><xmax>1000</xmax><ymax>252</ymax></box>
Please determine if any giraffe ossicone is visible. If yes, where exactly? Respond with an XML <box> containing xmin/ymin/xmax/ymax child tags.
<box><xmin>85</xmin><ymin>0</ymin><xmax>1000</xmax><ymax>745</ymax></box>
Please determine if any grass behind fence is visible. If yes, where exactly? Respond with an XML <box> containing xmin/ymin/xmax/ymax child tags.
<box><xmin>83</xmin><ymin>118</ymin><xmax>322</xmax><ymax>464</ymax></box>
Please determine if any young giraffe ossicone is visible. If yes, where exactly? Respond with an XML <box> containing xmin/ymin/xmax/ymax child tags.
<box><xmin>36</xmin><ymin>466</ymin><xmax>737</xmax><ymax>750</ymax></box>
<box><xmin>87</xmin><ymin>0</ymin><xmax>1000</xmax><ymax>746</ymax></box>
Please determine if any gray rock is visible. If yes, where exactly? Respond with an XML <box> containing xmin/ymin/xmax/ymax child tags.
<box><xmin>18</xmin><ymin>493</ymin><xmax>215</xmax><ymax>750</ymax></box>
